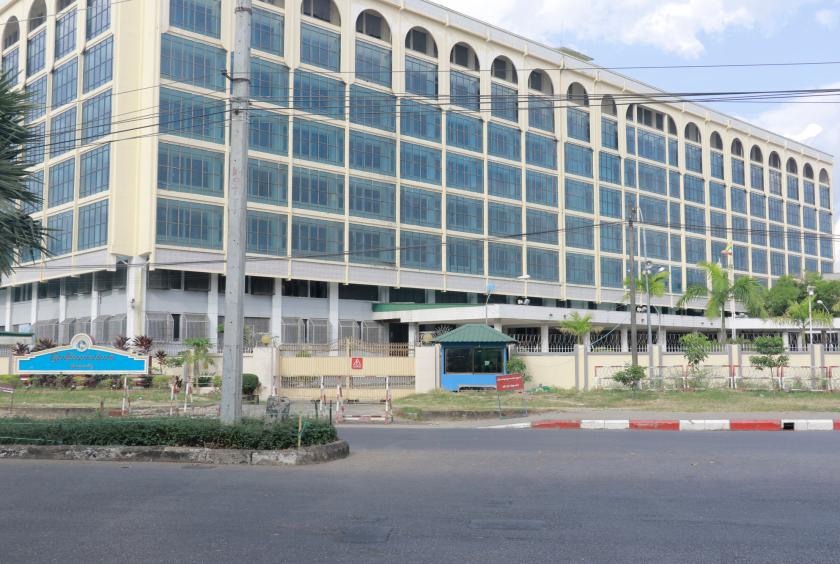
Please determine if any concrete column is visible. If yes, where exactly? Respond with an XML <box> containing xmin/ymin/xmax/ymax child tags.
<box><xmin>208</xmin><ymin>274</ymin><xmax>219</xmax><ymax>345</ymax></box>
<box><xmin>328</xmin><ymin>282</ymin><xmax>339</xmax><ymax>343</ymax></box>
<box><xmin>620</xmin><ymin>328</ymin><xmax>629</xmax><ymax>352</ymax></box>
<box><xmin>493</xmin><ymin>322</ymin><xmax>503</xmax><ymax>332</ymax></box>
<box><xmin>583</xmin><ymin>331</ymin><xmax>591</xmax><ymax>349</ymax></box>
<box><xmin>30</xmin><ymin>282</ymin><xmax>38</xmax><ymax>327</ymax></box>
<box><xmin>58</xmin><ymin>293</ymin><xmax>67</xmax><ymax>323</ymax></box>
<box><xmin>540</xmin><ymin>325</ymin><xmax>549</xmax><ymax>352</ymax></box>
<box><xmin>90</xmin><ymin>288</ymin><xmax>99</xmax><ymax>327</ymax></box>
<box><xmin>408</xmin><ymin>322</ymin><xmax>418</xmax><ymax>347</ymax></box>
<box><xmin>125</xmin><ymin>257</ymin><xmax>147</xmax><ymax>339</ymax></box>
<box><xmin>5</xmin><ymin>287</ymin><xmax>13</xmax><ymax>331</ymax></box>
<box><xmin>378</xmin><ymin>286</ymin><xmax>389</xmax><ymax>304</ymax></box>
<box><xmin>270</xmin><ymin>278</ymin><xmax>283</xmax><ymax>342</ymax></box>
<box><xmin>426</xmin><ymin>289</ymin><xmax>436</xmax><ymax>304</ymax></box>
<box><xmin>796</xmin><ymin>331</ymin><xmax>804</xmax><ymax>351</ymax></box>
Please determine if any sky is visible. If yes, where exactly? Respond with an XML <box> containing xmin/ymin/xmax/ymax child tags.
<box><xmin>437</xmin><ymin>0</ymin><xmax>840</xmax><ymax>240</ymax></box>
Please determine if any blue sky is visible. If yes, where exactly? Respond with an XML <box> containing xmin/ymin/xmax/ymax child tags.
<box><xmin>439</xmin><ymin>0</ymin><xmax>840</xmax><ymax>229</ymax></box>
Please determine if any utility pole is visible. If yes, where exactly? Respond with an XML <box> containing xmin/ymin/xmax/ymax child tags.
<box><xmin>221</xmin><ymin>0</ymin><xmax>252</xmax><ymax>425</ymax></box>
<box><xmin>628</xmin><ymin>209</ymin><xmax>638</xmax><ymax>367</ymax></box>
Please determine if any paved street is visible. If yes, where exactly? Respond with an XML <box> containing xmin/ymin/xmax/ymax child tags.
<box><xmin>2</xmin><ymin>428</ymin><xmax>840</xmax><ymax>563</ymax></box>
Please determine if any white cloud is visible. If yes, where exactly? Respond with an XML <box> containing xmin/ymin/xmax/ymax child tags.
<box><xmin>815</xmin><ymin>9</ymin><xmax>839</xmax><ymax>28</ymax></box>
<box><xmin>434</xmin><ymin>0</ymin><xmax>807</xmax><ymax>58</ymax></box>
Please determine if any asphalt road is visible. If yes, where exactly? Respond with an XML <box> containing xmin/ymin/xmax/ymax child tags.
<box><xmin>2</xmin><ymin>428</ymin><xmax>840</xmax><ymax>563</ymax></box>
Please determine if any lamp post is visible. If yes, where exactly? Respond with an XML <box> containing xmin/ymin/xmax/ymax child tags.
<box><xmin>484</xmin><ymin>283</ymin><xmax>496</xmax><ymax>327</ymax></box>
<box><xmin>643</xmin><ymin>261</ymin><xmax>654</xmax><ymax>380</ymax></box>
<box><xmin>817</xmin><ymin>299</ymin><xmax>833</xmax><ymax>351</ymax></box>
<box><xmin>808</xmin><ymin>285</ymin><xmax>815</xmax><ymax>378</ymax></box>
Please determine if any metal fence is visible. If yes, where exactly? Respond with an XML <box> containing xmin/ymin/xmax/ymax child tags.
<box><xmin>278</xmin><ymin>375</ymin><xmax>415</xmax><ymax>402</ymax></box>
<box><xmin>594</xmin><ymin>365</ymin><xmax>833</xmax><ymax>392</ymax></box>
<box><xmin>275</xmin><ymin>338</ymin><xmax>413</xmax><ymax>358</ymax></box>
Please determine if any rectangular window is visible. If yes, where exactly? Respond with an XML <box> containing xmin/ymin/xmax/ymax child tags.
<box><xmin>562</xmin><ymin>142</ymin><xmax>591</xmax><ymax>176</ymax></box>
<box><xmin>671</xmin><ymin>266</ymin><xmax>683</xmax><ymax>293</ymax></box>
<box><xmin>400</xmin><ymin>142</ymin><xmax>441</xmax><ymax>185</ymax></box>
<box><xmin>487</xmin><ymin>123</ymin><xmax>521</xmax><ymax>161</ymax></box>
<box><xmin>81</xmin><ymin>89</ymin><xmax>111</xmax><ymax>143</ymax></box>
<box><xmin>525</xmin><ymin>170</ymin><xmax>557</xmax><ymax>207</ymax></box>
<box><xmin>750</xmin><ymin>164</ymin><xmax>764</xmax><ymax>190</ymax></box>
<box><xmin>599</xmin><ymin>187</ymin><xmax>622</xmax><ymax>219</ymax></box>
<box><xmin>731</xmin><ymin>188</ymin><xmax>747</xmax><ymax>214</ymax></box>
<box><xmin>25</xmin><ymin>77</ymin><xmax>47</xmax><ymax>122</ymax></box>
<box><xmin>355</xmin><ymin>40</ymin><xmax>391</xmax><ymax>87</ymax></box>
<box><xmin>732</xmin><ymin>158</ymin><xmax>745</xmax><ymax>186</ymax></box>
<box><xmin>349</xmin><ymin>177</ymin><xmax>395</xmax><ymax>221</ymax></box>
<box><xmin>48</xmin><ymin>158</ymin><xmax>75</xmax><ymax>207</ymax></box>
<box><xmin>769</xmin><ymin>226</ymin><xmax>784</xmax><ymax>250</ymax></box>
<box><xmin>160</xmin><ymin>34</ymin><xmax>225</xmax><ymax>91</ymax></box>
<box><xmin>156</xmin><ymin>197</ymin><xmax>223</xmax><ymax>249</ymax></box>
<box><xmin>685</xmin><ymin>237</ymin><xmax>707</xmax><ymax>264</ymax></box>
<box><xmin>247</xmin><ymin>211</ymin><xmax>287</xmax><ymax>256</ymax></box>
<box><xmin>566</xmin><ymin>253</ymin><xmax>594</xmax><ymax>285</ymax></box>
<box><xmin>624</xmin><ymin>159</ymin><xmax>636</xmax><ymax>188</ymax></box>
<box><xmin>48</xmin><ymin>211</ymin><xmax>73</xmax><ymax>255</ymax></box>
<box><xmin>598</xmin><ymin>152</ymin><xmax>621</xmax><ymax>185</ymax></box>
<box><xmin>565</xmin><ymin>179</ymin><xmax>594</xmax><ymax>214</ymax></box>
<box><xmin>292</xmin><ymin>166</ymin><xmax>344</xmax><ymax>214</ymax></box>
<box><xmin>248</xmin><ymin>159</ymin><xmax>287</xmax><ymax>206</ymax></box>
<box><xmin>252</xmin><ymin>8</ymin><xmax>283</xmax><ymax>55</ymax></box>
<box><xmin>447</xmin><ymin>237</ymin><xmax>483</xmax><ymax>275</ymax></box>
<box><xmin>491</xmin><ymin>82</ymin><xmax>518</xmax><ymax>122</ymax></box>
<box><xmin>686</xmin><ymin>267</ymin><xmax>707</xmax><ymax>288</ymax></box>
<box><xmin>820</xmin><ymin>185</ymin><xmax>830</xmax><ymax>209</ymax></box>
<box><xmin>446</xmin><ymin>194</ymin><xmax>483</xmax><ymax>234</ymax></box>
<box><xmin>600</xmin><ymin>223</ymin><xmax>622</xmax><ymax>254</ymax></box>
<box><xmin>732</xmin><ymin>216</ymin><xmax>747</xmax><ymax>243</ymax></box>
<box><xmin>751</xmin><ymin>249</ymin><xmax>767</xmax><ymax>274</ymax></box>
<box><xmin>400</xmin><ymin>99</ymin><xmax>439</xmax><ymax>141</ymax></box>
<box><xmin>488</xmin><ymin>243</ymin><xmax>522</xmax><ymax>278</ymax></box>
<box><xmin>526</xmin><ymin>208</ymin><xmax>558</xmax><ymax>244</ymax></box>
<box><xmin>529</xmin><ymin>96</ymin><xmax>554</xmax><ymax>133</ymax></box>
<box><xmin>349</xmin><ymin>225</ymin><xmax>396</xmax><ymax>266</ymax></box>
<box><xmin>249</xmin><ymin>57</ymin><xmax>289</xmax><ymax>105</ymax></box>
<box><xmin>750</xmin><ymin>193</ymin><xmax>766</xmax><ymax>219</ymax></box>
<box><xmin>789</xmin><ymin>255</ymin><xmax>801</xmax><ymax>276</ymax></box>
<box><xmin>787</xmin><ymin>203</ymin><xmax>801</xmax><ymax>226</ymax></box>
<box><xmin>804</xmin><ymin>181</ymin><xmax>815</xmax><ymax>205</ymax></box>
<box><xmin>670</xmin><ymin>202</ymin><xmax>681</xmax><ymax>229</ymax></box>
<box><xmin>2</xmin><ymin>48</ymin><xmax>19</xmax><ymax>86</ymax></box>
<box><xmin>787</xmin><ymin>229</ymin><xmax>802</xmax><ymax>252</ymax></box>
<box><xmin>626</xmin><ymin>126</ymin><xmax>635</xmax><ymax>155</ymax></box>
<box><xmin>639</xmin><ymin>195</ymin><xmax>667</xmax><ymax>226</ymax></box>
<box><xmin>292</xmin><ymin>118</ymin><xmax>344</xmax><ymax>165</ymax></box>
<box><xmin>565</xmin><ymin>215</ymin><xmax>594</xmax><ymax>250</ymax></box>
<box><xmin>350</xmin><ymin>84</ymin><xmax>395</xmax><ymax>132</ymax></box>
<box><xmin>710</xmin><ymin>211</ymin><xmax>727</xmax><ymax>239</ymax></box>
<box><xmin>487</xmin><ymin>161</ymin><xmax>520</xmax><ymax>199</ymax></box>
<box><xmin>291</xmin><ymin>216</ymin><xmax>344</xmax><ymax>261</ymax></box>
<box><xmin>644</xmin><ymin>230</ymin><xmax>668</xmax><ymax>260</ymax></box>
<box><xmin>770</xmin><ymin>170</ymin><xmax>782</xmax><ymax>195</ymax></box>
<box><xmin>55</xmin><ymin>9</ymin><xmax>77</xmax><ymax>60</ymax></box>
<box><xmin>771</xmin><ymin>252</ymin><xmax>785</xmax><ymax>276</ymax></box>
<box><xmin>404</xmin><ymin>55</ymin><xmax>437</xmax><ymax>98</ymax></box>
<box><xmin>683</xmin><ymin>175</ymin><xmax>704</xmax><ymax>204</ymax></box>
<box><xmin>488</xmin><ymin>202</ymin><xmax>522</xmax><ymax>238</ymax></box>
<box><xmin>86</xmin><ymin>0</ymin><xmax>110</xmax><ymax>39</ymax></box>
<box><xmin>710</xmin><ymin>151</ymin><xmax>724</xmax><ymax>180</ymax></box>
<box><xmin>446</xmin><ymin>112</ymin><xmax>483</xmax><ymax>153</ymax></box>
<box><xmin>80</xmin><ymin>145</ymin><xmax>109</xmax><ymax>197</ymax></box>
<box><xmin>821</xmin><ymin>236</ymin><xmax>833</xmax><ymax>259</ymax></box>
<box><xmin>50</xmin><ymin>107</ymin><xmax>76</xmax><ymax>157</ymax></box>
<box><xmin>528</xmin><ymin>248</ymin><xmax>559</xmax><ymax>282</ymax></box>
<box><xmin>27</xmin><ymin>30</ymin><xmax>46</xmax><ymax>77</ymax></box>
<box><xmin>170</xmin><ymin>0</ymin><xmax>221</xmax><ymax>38</ymax></box>
<box><xmin>401</xmin><ymin>231</ymin><xmax>441</xmax><ymax>271</ymax></box>
<box><xmin>751</xmin><ymin>220</ymin><xmax>767</xmax><ymax>247</ymax></box>
<box><xmin>157</xmin><ymin>142</ymin><xmax>223</xmax><ymax>196</ymax></box>
<box><xmin>671</xmin><ymin>235</ymin><xmax>682</xmax><ymax>263</ymax></box>
<box><xmin>159</xmin><ymin>88</ymin><xmax>225</xmax><ymax>143</ymax></box>
<box><xmin>820</xmin><ymin>210</ymin><xmax>832</xmax><ymax>234</ymax></box>
<box><xmin>769</xmin><ymin>198</ymin><xmax>784</xmax><ymax>222</ymax></box>
<box><xmin>450</xmin><ymin>71</ymin><xmax>479</xmax><ymax>111</ymax></box>
<box><xmin>685</xmin><ymin>144</ymin><xmax>702</xmax><ymax>173</ymax></box>
<box><xmin>401</xmin><ymin>186</ymin><xmax>441</xmax><ymax>228</ymax></box>
<box><xmin>349</xmin><ymin>131</ymin><xmax>396</xmax><ymax>176</ymax></box>
<box><xmin>709</xmin><ymin>182</ymin><xmax>726</xmax><ymax>210</ymax></box>
<box><xmin>669</xmin><ymin>170</ymin><xmax>680</xmax><ymax>198</ymax></box>
<box><xmin>601</xmin><ymin>257</ymin><xmax>623</xmax><ymax>288</ymax></box>
<box><xmin>78</xmin><ymin>199</ymin><xmax>108</xmax><ymax>250</ymax></box>
<box><xmin>668</xmin><ymin>138</ymin><xmax>679</xmax><ymax>167</ymax></box>
<box><xmin>601</xmin><ymin>117</ymin><xmax>618</xmax><ymax>150</ymax></box>
<box><xmin>566</xmin><ymin>108</ymin><xmax>590</xmax><ymax>142</ymax></box>
<box><xmin>22</xmin><ymin>172</ymin><xmax>43</xmax><ymax>215</ymax></box>
<box><xmin>446</xmin><ymin>153</ymin><xmax>483</xmax><ymax>193</ymax></box>
<box><xmin>83</xmin><ymin>36</ymin><xmax>113</xmax><ymax>92</ymax></box>
<box><xmin>52</xmin><ymin>58</ymin><xmax>78</xmax><ymax>109</ymax></box>
<box><xmin>294</xmin><ymin>70</ymin><xmax>345</xmax><ymax>119</ymax></box>
<box><xmin>637</xmin><ymin>129</ymin><xmax>666</xmax><ymax>163</ymax></box>
<box><xmin>300</xmin><ymin>23</ymin><xmax>340</xmax><ymax>71</ymax></box>
<box><xmin>637</xmin><ymin>162</ymin><xmax>667</xmax><ymax>195</ymax></box>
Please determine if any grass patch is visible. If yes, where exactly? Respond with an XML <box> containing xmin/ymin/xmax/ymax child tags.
<box><xmin>0</xmin><ymin>388</ymin><xmax>219</xmax><ymax>409</ymax></box>
<box><xmin>394</xmin><ymin>389</ymin><xmax>840</xmax><ymax>415</ymax></box>
<box><xmin>0</xmin><ymin>417</ymin><xmax>337</xmax><ymax>450</ymax></box>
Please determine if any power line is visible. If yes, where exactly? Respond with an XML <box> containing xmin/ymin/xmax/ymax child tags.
<box><xmin>0</xmin><ymin>0</ymin><xmax>136</xmax><ymax>27</ymax></box>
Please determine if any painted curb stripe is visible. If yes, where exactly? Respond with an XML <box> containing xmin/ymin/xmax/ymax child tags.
<box><xmin>729</xmin><ymin>420</ymin><xmax>781</xmax><ymax>431</ymax></box>
<box><xmin>523</xmin><ymin>420</ymin><xmax>840</xmax><ymax>431</ymax></box>
<box><xmin>679</xmin><ymin>420</ymin><xmax>730</xmax><ymax>431</ymax></box>
<box><xmin>532</xmin><ymin>420</ymin><xmax>581</xmax><ymax>429</ymax></box>
<box><xmin>629</xmin><ymin>420</ymin><xmax>680</xmax><ymax>431</ymax></box>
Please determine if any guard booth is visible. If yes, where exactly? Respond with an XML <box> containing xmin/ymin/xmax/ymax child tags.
<box><xmin>433</xmin><ymin>324</ymin><xmax>515</xmax><ymax>391</ymax></box>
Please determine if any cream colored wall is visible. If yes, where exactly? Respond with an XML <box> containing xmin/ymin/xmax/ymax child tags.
<box><xmin>414</xmin><ymin>345</ymin><xmax>439</xmax><ymax>393</ymax></box>
<box><xmin>523</xmin><ymin>354</ymin><xmax>577</xmax><ymax>389</ymax></box>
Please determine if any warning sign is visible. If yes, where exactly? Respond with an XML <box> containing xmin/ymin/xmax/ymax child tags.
<box><xmin>351</xmin><ymin>357</ymin><xmax>364</xmax><ymax>370</ymax></box>
<box><xmin>496</xmin><ymin>374</ymin><xmax>525</xmax><ymax>392</ymax></box>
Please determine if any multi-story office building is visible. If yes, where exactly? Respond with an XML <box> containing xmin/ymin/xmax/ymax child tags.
<box><xmin>0</xmin><ymin>0</ymin><xmax>834</xmax><ymax>350</ymax></box>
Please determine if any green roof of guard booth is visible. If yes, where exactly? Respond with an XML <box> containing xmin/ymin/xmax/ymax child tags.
<box><xmin>433</xmin><ymin>324</ymin><xmax>516</xmax><ymax>344</ymax></box>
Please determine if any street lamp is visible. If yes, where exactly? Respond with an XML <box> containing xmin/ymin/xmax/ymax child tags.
<box><xmin>484</xmin><ymin>282</ymin><xmax>496</xmax><ymax>327</ymax></box>
<box><xmin>817</xmin><ymin>299</ymin><xmax>833</xmax><ymax>351</ymax></box>
<box><xmin>808</xmin><ymin>285</ymin><xmax>815</xmax><ymax>377</ymax></box>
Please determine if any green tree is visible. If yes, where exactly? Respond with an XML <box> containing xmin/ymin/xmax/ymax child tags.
<box><xmin>764</xmin><ymin>276</ymin><xmax>804</xmax><ymax>316</ymax></box>
<box><xmin>680</xmin><ymin>332</ymin><xmax>712</xmax><ymax>372</ymax></box>
<box><xmin>181</xmin><ymin>338</ymin><xmax>216</xmax><ymax>390</ymax></box>
<box><xmin>0</xmin><ymin>77</ymin><xmax>49</xmax><ymax>274</ymax></box>
<box><xmin>623</xmin><ymin>269</ymin><xmax>669</xmax><ymax>301</ymax></box>
<box><xmin>781</xmin><ymin>297</ymin><xmax>831</xmax><ymax>347</ymax></box>
<box><xmin>677</xmin><ymin>261</ymin><xmax>767</xmax><ymax>343</ymax></box>
<box><xmin>613</xmin><ymin>364</ymin><xmax>645</xmax><ymax>389</ymax></box>
<box><xmin>557</xmin><ymin>312</ymin><xmax>592</xmax><ymax>345</ymax></box>
<box><xmin>750</xmin><ymin>336</ymin><xmax>789</xmax><ymax>378</ymax></box>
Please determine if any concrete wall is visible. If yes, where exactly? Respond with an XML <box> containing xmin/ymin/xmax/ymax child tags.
<box><xmin>415</xmin><ymin>345</ymin><xmax>439</xmax><ymax>393</ymax></box>
<box><xmin>521</xmin><ymin>354</ymin><xmax>577</xmax><ymax>389</ymax></box>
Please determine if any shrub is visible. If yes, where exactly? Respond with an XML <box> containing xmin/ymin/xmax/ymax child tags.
<box><xmin>680</xmin><ymin>333</ymin><xmax>712</xmax><ymax>372</ymax></box>
<box><xmin>295</xmin><ymin>350</ymin><xmax>312</xmax><ymax>358</ymax></box>
<box><xmin>0</xmin><ymin>417</ymin><xmax>338</xmax><ymax>450</ymax></box>
<box><xmin>0</xmin><ymin>374</ymin><xmax>22</xmax><ymax>387</ymax></box>
<box><xmin>505</xmin><ymin>355</ymin><xmax>530</xmax><ymax>382</ymax></box>
<box><xmin>242</xmin><ymin>373</ymin><xmax>260</xmax><ymax>395</ymax></box>
<box><xmin>152</xmin><ymin>376</ymin><xmax>171</xmax><ymax>389</ymax></box>
<box><xmin>613</xmin><ymin>364</ymin><xmax>646</xmax><ymax>389</ymax></box>
<box><xmin>751</xmin><ymin>336</ymin><xmax>789</xmax><ymax>378</ymax></box>
<box><xmin>196</xmin><ymin>376</ymin><xmax>214</xmax><ymax>387</ymax></box>
<box><xmin>213</xmin><ymin>375</ymin><xmax>222</xmax><ymax>388</ymax></box>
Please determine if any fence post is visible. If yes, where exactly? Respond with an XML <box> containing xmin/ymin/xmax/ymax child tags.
<box><xmin>385</xmin><ymin>376</ymin><xmax>392</xmax><ymax>424</ymax></box>
<box><xmin>335</xmin><ymin>382</ymin><xmax>344</xmax><ymax>423</ymax></box>
<box><xmin>318</xmin><ymin>376</ymin><xmax>326</xmax><ymax>418</ymax></box>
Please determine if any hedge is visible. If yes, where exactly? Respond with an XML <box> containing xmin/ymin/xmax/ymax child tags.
<box><xmin>0</xmin><ymin>418</ymin><xmax>337</xmax><ymax>450</ymax></box>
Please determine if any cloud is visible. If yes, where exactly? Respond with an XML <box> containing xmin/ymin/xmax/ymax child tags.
<box><xmin>434</xmin><ymin>0</ymin><xmax>807</xmax><ymax>58</ymax></box>
<box><xmin>815</xmin><ymin>9</ymin><xmax>839</xmax><ymax>28</ymax></box>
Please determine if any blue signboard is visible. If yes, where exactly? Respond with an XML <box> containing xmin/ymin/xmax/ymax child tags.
<box><xmin>16</xmin><ymin>334</ymin><xmax>149</xmax><ymax>375</ymax></box>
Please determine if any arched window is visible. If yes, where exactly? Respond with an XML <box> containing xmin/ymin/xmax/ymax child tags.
<box><xmin>567</xmin><ymin>82</ymin><xmax>588</xmax><ymax>106</ymax></box>
<box><xmin>355</xmin><ymin>9</ymin><xmax>390</xmax><ymax>41</ymax></box>
<box><xmin>528</xmin><ymin>69</ymin><xmax>553</xmax><ymax>95</ymax></box>
<box><xmin>302</xmin><ymin>0</ymin><xmax>341</xmax><ymax>26</ymax></box>
<box><xmin>803</xmin><ymin>163</ymin><xmax>814</xmax><ymax>179</ymax></box>
<box><xmin>750</xmin><ymin>145</ymin><xmax>763</xmax><ymax>163</ymax></box>
<box><xmin>450</xmin><ymin>42</ymin><xmax>479</xmax><ymax>70</ymax></box>
<box><xmin>626</xmin><ymin>104</ymin><xmax>635</xmax><ymax>121</ymax></box>
<box><xmin>28</xmin><ymin>0</ymin><xmax>47</xmax><ymax>31</ymax></box>
<box><xmin>731</xmin><ymin>139</ymin><xmax>745</xmax><ymax>186</ymax></box>
<box><xmin>667</xmin><ymin>116</ymin><xmax>677</xmax><ymax>136</ymax></box>
<box><xmin>601</xmin><ymin>94</ymin><xmax>617</xmax><ymax>117</ymax></box>
<box><xmin>57</xmin><ymin>0</ymin><xmax>75</xmax><ymax>11</ymax></box>
<box><xmin>710</xmin><ymin>132</ymin><xmax>723</xmax><ymax>150</ymax></box>
<box><xmin>820</xmin><ymin>169</ymin><xmax>830</xmax><ymax>184</ymax></box>
<box><xmin>684</xmin><ymin>123</ymin><xmax>701</xmax><ymax>143</ymax></box>
<box><xmin>786</xmin><ymin>157</ymin><xmax>798</xmax><ymax>175</ymax></box>
<box><xmin>731</xmin><ymin>139</ymin><xmax>743</xmax><ymax>157</ymax></box>
<box><xmin>767</xmin><ymin>152</ymin><xmax>782</xmax><ymax>195</ymax></box>
<box><xmin>749</xmin><ymin>146</ymin><xmax>764</xmax><ymax>189</ymax></box>
<box><xmin>2</xmin><ymin>17</ymin><xmax>19</xmax><ymax>50</ymax></box>
<box><xmin>491</xmin><ymin>56</ymin><xmax>517</xmax><ymax>83</ymax></box>
<box><xmin>769</xmin><ymin>152</ymin><xmax>781</xmax><ymax>169</ymax></box>
<box><xmin>405</xmin><ymin>26</ymin><xmax>437</xmax><ymax>57</ymax></box>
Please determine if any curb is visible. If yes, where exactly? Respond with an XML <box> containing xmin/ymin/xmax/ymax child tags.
<box><xmin>488</xmin><ymin>420</ymin><xmax>840</xmax><ymax>432</ymax></box>
<box><xmin>0</xmin><ymin>440</ymin><xmax>350</xmax><ymax>466</ymax></box>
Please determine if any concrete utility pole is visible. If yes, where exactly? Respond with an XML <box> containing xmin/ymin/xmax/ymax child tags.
<box><xmin>628</xmin><ymin>209</ymin><xmax>638</xmax><ymax>367</ymax></box>
<box><xmin>221</xmin><ymin>0</ymin><xmax>252</xmax><ymax>425</ymax></box>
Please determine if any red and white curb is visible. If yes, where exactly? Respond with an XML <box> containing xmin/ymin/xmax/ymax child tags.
<box><xmin>485</xmin><ymin>419</ymin><xmax>840</xmax><ymax>431</ymax></box>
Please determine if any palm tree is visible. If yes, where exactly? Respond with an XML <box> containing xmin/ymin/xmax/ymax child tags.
<box><xmin>181</xmin><ymin>338</ymin><xmax>216</xmax><ymax>389</ymax></box>
<box><xmin>677</xmin><ymin>261</ymin><xmax>766</xmax><ymax>343</ymax></box>
<box><xmin>623</xmin><ymin>269</ymin><xmax>669</xmax><ymax>302</ymax></box>
<box><xmin>0</xmin><ymin>76</ymin><xmax>49</xmax><ymax>274</ymax></box>
<box><xmin>782</xmin><ymin>298</ymin><xmax>831</xmax><ymax>349</ymax></box>
<box><xmin>557</xmin><ymin>312</ymin><xmax>593</xmax><ymax>345</ymax></box>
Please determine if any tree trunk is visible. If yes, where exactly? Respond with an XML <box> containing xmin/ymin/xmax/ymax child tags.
<box><xmin>719</xmin><ymin>307</ymin><xmax>727</xmax><ymax>344</ymax></box>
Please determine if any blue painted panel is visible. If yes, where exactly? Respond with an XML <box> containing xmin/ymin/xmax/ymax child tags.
<box><xmin>16</xmin><ymin>334</ymin><xmax>148</xmax><ymax>374</ymax></box>
<box><xmin>441</xmin><ymin>373</ymin><xmax>502</xmax><ymax>392</ymax></box>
